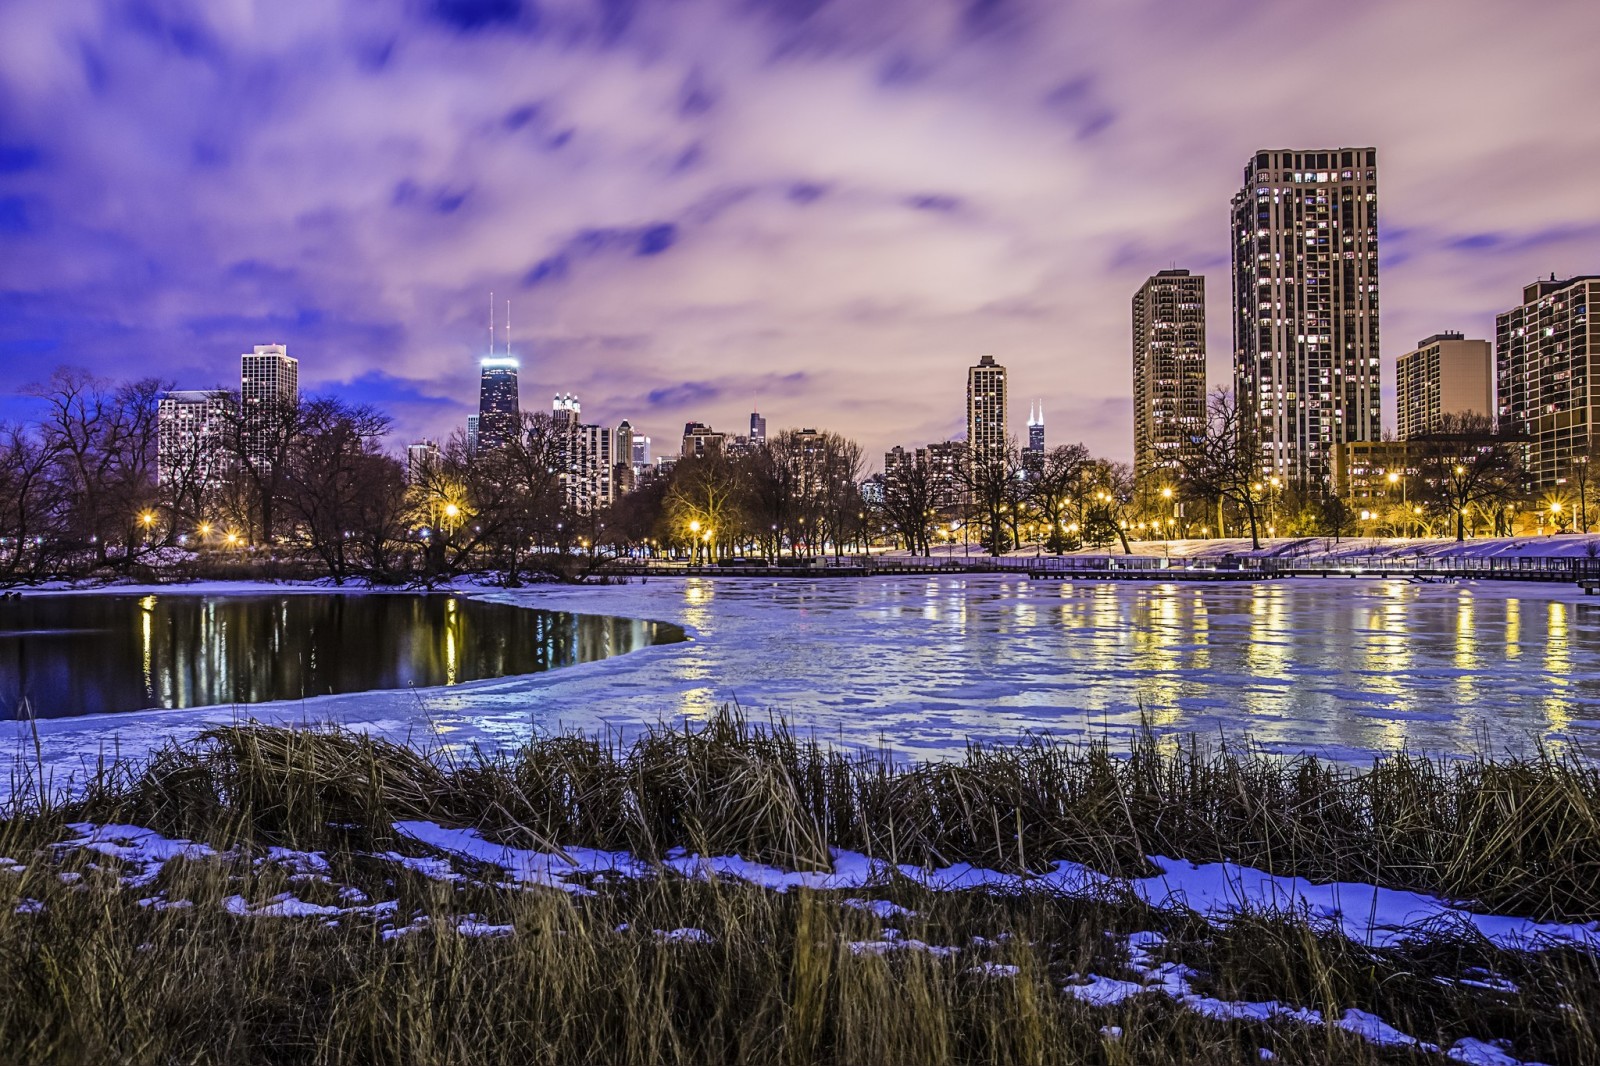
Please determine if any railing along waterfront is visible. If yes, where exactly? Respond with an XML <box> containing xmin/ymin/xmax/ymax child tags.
<box><xmin>601</xmin><ymin>552</ymin><xmax>1600</xmax><ymax>583</ymax></box>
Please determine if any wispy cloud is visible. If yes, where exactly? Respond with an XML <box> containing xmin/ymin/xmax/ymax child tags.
<box><xmin>0</xmin><ymin>0</ymin><xmax>1598</xmax><ymax>465</ymax></box>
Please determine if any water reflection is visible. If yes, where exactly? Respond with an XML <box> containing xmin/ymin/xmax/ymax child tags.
<box><xmin>0</xmin><ymin>594</ymin><xmax>684</xmax><ymax>720</ymax></box>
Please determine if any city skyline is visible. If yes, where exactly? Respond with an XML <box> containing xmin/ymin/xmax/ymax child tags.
<box><xmin>3</xmin><ymin>2</ymin><xmax>1599</xmax><ymax>465</ymax></box>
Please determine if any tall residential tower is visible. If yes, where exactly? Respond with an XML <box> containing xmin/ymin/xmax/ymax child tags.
<box><xmin>1131</xmin><ymin>269</ymin><xmax>1206</xmax><ymax>482</ymax></box>
<box><xmin>1231</xmin><ymin>148</ymin><xmax>1380</xmax><ymax>489</ymax></box>
<box><xmin>1497</xmin><ymin>275</ymin><xmax>1600</xmax><ymax>488</ymax></box>
<box><xmin>1395</xmin><ymin>332</ymin><xmax>1493</xmax><ymax>440</ymax></box>
<box><xmin>966</xmin><ymin>355</ymin><xmax>1008</xmax><ymax>461</ymax></box>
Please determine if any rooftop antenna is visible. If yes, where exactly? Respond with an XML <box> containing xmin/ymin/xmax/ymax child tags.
<box><xmin>489</xmin><ymin>291</ymin><xmax>495</xmax><ymax>354</ymax></box>
<box><xmin>506</xmin><ymin>299</ymin><xmax>511</xmax><ymax>355</ymax></box>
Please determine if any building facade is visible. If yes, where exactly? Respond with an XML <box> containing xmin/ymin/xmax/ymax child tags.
<box><xmin>157</xmin><ymin>390</ymin><xmax>227</xmax><ymax>488</ymax></box>
<box><xmin>240</xmin><ymin>343</ymin><xmax>299</xmax><ymax>466</ymax></box>
<box><xmin>1131</xmin><ymin>269</ymin><xmax>1206</xmax><ymax>482</ymax></box>
<box><xmin>477</xmin><ymin>357</ymin><xmax>521</xmax><ymax>452</ymax></box>
<box><xmin>966</xmin><ymin>355</ymin><xmax>1008</xmax><ymax>461</ymax></box>
<box><xmin>1396</xmin><ymin>332</ymin><xmax>1493</xmax><ymax>440</ymax></box>
<box><xmin>1231</xmin><ymin>148</ymin><xmax>1380</xmax><ymax>490</ymax></box>
<box><xmin>1496</xmin><ymin>275</ymin><xmax>1600</xmax><ymax>488</ymax></box>
<box><xmin>681</xmin><ymin>422</ymin><xmax>725</xmax><ymax>460</ymax></box>
<box><xmin>750</xmin><ymin>411</ymin><xmax>767</xmax><ymax>448</ymax></box>
<box><xmin>406</xmin><ymin>440</ymin><xmax>442</xmax><ymax>484</ymax></box>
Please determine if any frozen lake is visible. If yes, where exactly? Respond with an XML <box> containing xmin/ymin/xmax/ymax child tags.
<box><xmin>12</xmin><ymin>575</ymin><xmax>1600</xmax><ymax>787</ymax></box>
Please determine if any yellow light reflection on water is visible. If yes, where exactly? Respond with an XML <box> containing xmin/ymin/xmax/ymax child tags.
<box><xmin>1131</xmin><ymin>585</ymin><xmax>1183</xmax><ymax>726</ymax></box>
<box><xmin>139</xmin><ymin>595</ymin><xmax>154</xmax><ymax>699</ymax></box>
<box><xmin>445</xmin><ymin>597</ymin><xmax>459</xmax><ymax>686</ymax></box>
<box><xmin>1544</xmin><ymin>599</ymin><xmax>1571</xmax><ymax>736</ymax></box>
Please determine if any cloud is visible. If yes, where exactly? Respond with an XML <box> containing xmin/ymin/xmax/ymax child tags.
<box><xmin>0</xmin><ymin>0</ymin><xmax>1598</xmax><ymax>467</ymax></box>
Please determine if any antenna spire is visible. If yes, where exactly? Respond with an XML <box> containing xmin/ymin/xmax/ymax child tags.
<box><xmin>489</xmin><ymin>291</ymin><xmax>495</xmax><ymax>353</ymax></box>
<box><xmin>506</xmin><ymin>299</ymin><xmax>511</xmax><ymax>355</ymax></box>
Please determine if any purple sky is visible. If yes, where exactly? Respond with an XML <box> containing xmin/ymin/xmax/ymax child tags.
<box><xmin>3</xmin><ymin>0</ymin><xmax>1598</xmax><ymax>469</ymax></box>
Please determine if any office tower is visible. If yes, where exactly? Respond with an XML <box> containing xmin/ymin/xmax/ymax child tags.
<box><xmin>157</xmin><ymin>390</ymin><xmax>226</xmax><ymax>488</ymax></box>
<box><xmin>406</xmin><ymin>440</ymin><xmax>442</xmax><ymax>484</ymax></box>
<box><xmin>477</xmin><ymin>357</ymin><xmax>521</xmax><ymax>452</ymax></box>
<box><xmin>1131</xmin><ymin>269</ymin><xmax>1207</xmax><ymax>482</ymax></box>
<box><xmin>1497</xmin><ymin>275</ymin><xmax>1600</xmax><ymax>487</ymax></box>
<box><xmin>1231</xmin><ymin>148</ymin><xmax>1380</xmax><ymax>489</ymax></box>
<box><xmin>241</xmin><ymin>343</ymin><xmax>298</xmax><ymax>409</ymax></box>
<box><xmin>240</xmin><ymin>343</ymin><xmax>298</xmax><ymax>465</ymax></box>
<box><xmin>966</xmin><ymin>355</ymin><xmax>1008</xmax><ymax>461</ymax></box>
<box><xmin>1396</xmin><ymin>332</ymin><xmax>1494</xmax><ymax>440</ymax></box>
<box><xmin>614</xmin><ymin>420</ymin><xmax>637</xmax><ymax>496</ymax></box>
<box><xmin>466</xmin><ymin>416</ymin><xmax>480</xmax><ymax>456</ymax></box>
<box><xmin>631</xmin><ymin>433</ymin><xmax>652</xmax><ymax>471</ymax></box>
<box><xmin>552</xmin><ymin>393</ymin><xmax>581</xmax><ymax>428</ymax></box>
<box><xmin>1026</xmin><ymin>401</ymin><xmax>1045</xmax><ymax>454</ymax></box>
<box><xmin>681</xmin><ymin>421</ymin><xmax>725</xmax><ymax>459</ymax></box>
<box><xmin>750</xmin><ymin>410</ymin><xmax>767</xmax><ymax>448</ymax></box>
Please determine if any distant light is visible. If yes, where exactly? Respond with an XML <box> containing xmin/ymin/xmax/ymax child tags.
<box><xmin>480</xmin><ymin>356</ymin><xmax>519</xmax><ymax>368</ymax></box>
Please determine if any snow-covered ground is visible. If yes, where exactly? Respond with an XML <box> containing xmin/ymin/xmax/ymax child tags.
<box><xmin>8</xmin><ymin>573</ymin><xmax>1600</xmax><ymax>794</ymax></box>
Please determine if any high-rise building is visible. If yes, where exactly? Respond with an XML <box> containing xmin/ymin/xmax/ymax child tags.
<box><xmin>465</xmin><ymin>415</ymin><xmax>480</xmax><ymax>456</ymax></box>
<box><xmin>406</xmin><ymin>440</ymin><xmax>442</xmax><ymax>484</ymax></box>
<box><xmin>1497</xmin><ymin>275</ymin><xmax>1600</xmax><ymax>488</ymax></box>
<box><xmin>1026</xmin><ymin>401</ymin><xmax>1045</xmax><ymax>455</ymax></box>
<box><xmin>966</xmin><ymin>355</ymin><xmax>1008</xmax><ymax>461</ymax></box>
<box><xmin>1132</xmin><ymin>269</ymin><xmax>1207</xmax><ymax>482</ymax></box>
<box><xmin>614</xmin><ymin>420</ymin><xmax>637</xmax><ymax>496</ymax></box>
<box><xmin>477</xmin><ymin>357</ymin><xmax>521</xmax><ymax>451</ymax></box>
<box><xmin>1231</xmin><ymin>148</ymin><xmax>1380</xmax><ymax>489</ymax></box>
<box><xmin>750</xmin><ymin>410</ymin><xmax>767</xmax><ymax>448</ymax></box>
<box><xmin>1396</xmin><ymin>332</ymin><xmax>1493</xmax><ymax>441</ymax></box>
<box><xmin>631</xmin><ymin>433</ymin><xmax>652</xmax><ymax>472</ymax></box>
<box><xmin>681</xmin><ymin>422</ymin><xmax>725</xmax><ymax>460</ymax></box>
<box><xmin>241</xmin><ymin>343</ymin><xmax>298</xmax><ymax>409</ymax></box>
<box><xmin>240</xmin><ymin>343</ymin><xmax>298</xmax><ymax>465</ymax></box>
<box><xmin>157</xmin><ymin>389</ymin><xmax>227</xmax><ymax>489</ymax></box>
<box><xmin>552</xmin><ymin>393</ymin><xmax>581</xmax><ymax>429</ymax></box>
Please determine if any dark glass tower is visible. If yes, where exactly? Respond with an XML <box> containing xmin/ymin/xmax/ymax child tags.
<box><xmin>477</xmin><ymin>357</ymin><xmax>520</xmax><ymax>452</ymax></box>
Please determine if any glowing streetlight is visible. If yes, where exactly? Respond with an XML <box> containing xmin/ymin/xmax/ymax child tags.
<box><xmin>444</xmin><ymin>503</ymin><xmax>460</xmax><ymax>519</ymax></box>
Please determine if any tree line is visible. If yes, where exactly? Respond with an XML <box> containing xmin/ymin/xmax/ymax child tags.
<box><xmin>0</xmin><ymin>368</ymin><xmax>1562</xmax><ymax>585</ymax></box>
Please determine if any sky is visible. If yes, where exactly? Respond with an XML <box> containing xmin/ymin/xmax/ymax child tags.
<box><xmin>2</xmin><ymin>0</ymin><xmax>1599</xmax><ymax>470</ymax></box>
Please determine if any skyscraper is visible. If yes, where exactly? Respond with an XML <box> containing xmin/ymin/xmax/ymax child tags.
<box><xmin>240</xmin><ymin>343</ymin><xmax>298</xmax><ymax>466</ymax></box>
<box><xmin>631</xmin><ymin>433</ymin><xmax>652</xmax><ymax>472</ymax></box>
<box><xmin>1497</xmin><ymin>275</ymin><xmax>1600</xmax><ymax>487</ymax></box>
<box><xmin>466</xmin><ymin>415</ymin><xmax>480</xmax><ymax>456</ymax></box>
<box><xmin>750</xmin><ymin>410</ymin><xmax>767</xmax><ymax>448</ymax></box>
<box><xmin>1231</xmin><ymin>148</ymin><xmax>1380</xmax><ymax>489</ymax></box>
<box><xmin>477</xmin><ymin>357</ymin><xmax>521</xmax><ymax>452</ymax></box>
<box><xmin>1132</xmin><ymin>270</ymin><xmax>1206</xmax><ymax>482</ymax></box>
<box><xmin>615</xmin><ymin>420</ymin><xmax>637</xmax><ymax>495</ymax></box>
<box><xmin>1396</xmin><ymin>332</ymin><xmax>1493</xmax><ymax>440</ymax></box>
<box><xmin>966</xmin><ymin>355</ymin><xmax>1008</xmax><ymax>461</ymax></box>
<box><xmin>1027</xmin><ymin>401</ymin><xmax>1045</xmax><ymax>455</ymax></box>
<box><xmin>157</xmin><ymin>389</ymin><xmax>226</xmax><ymax>489</ymax></box>
<box><xmin>241</xmin><ymin>343</ymin><xmax>298</xmax><ymax>409</ymax></box>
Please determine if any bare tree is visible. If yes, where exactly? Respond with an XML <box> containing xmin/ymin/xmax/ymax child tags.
<box><xmin>1176</xmin><ymin>390</ymin><xmax>1270</xmax><ymax>550</ymax></box>
<box><xmin>882</xmin><ymin>453</ymin><xmax>940</xmax><ymax>556</ymax></box>
<box><xmin>283</xmin><ymin>398</ymin><xmax>395</xmax><ymax>583</ymax></box>
<box><xmin>962</xmin><ymin>439</ymin><xmax>1024</xmax><ymax>556</ymax></box>
<box><xmin>0</xmin><ymin>424</ymin><xmax>63</xmax><ymax>582</ymax></box>
<box><xmin>1030</xmin><ymin>444</ymin><xmax>1091</xmax><ymax>554</ymax></box>
<box><xmin>1411</xmin><ymin>413</ymin><xmax>1521</xmax><ymax>542</ymax></box>
<box><xmin>30</xmin><ymin>369</ymin><xmax>164</xmax><ymax>562</ymax></box>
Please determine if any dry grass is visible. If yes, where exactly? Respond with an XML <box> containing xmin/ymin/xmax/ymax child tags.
<box><xmin>0</xmin><ymin>713</ymin><xmax>1597</xmax><ymax>1065</ymax></box>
